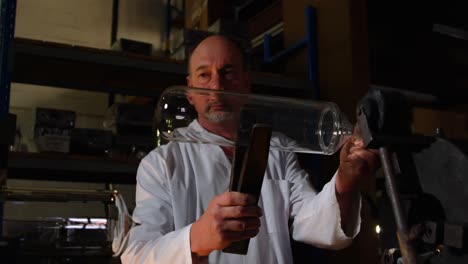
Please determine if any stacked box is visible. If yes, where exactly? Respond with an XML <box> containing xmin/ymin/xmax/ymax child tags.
<box><xmin>34</xmin><ymin>108</ymin><xmax>76</xmax><ymax>153</ymax></box>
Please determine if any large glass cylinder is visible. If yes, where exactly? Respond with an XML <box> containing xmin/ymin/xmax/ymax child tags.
<box><xmin>155</xmin><ymin>86</ymin><xmax>353</xmax><ymax>155</ymax></box>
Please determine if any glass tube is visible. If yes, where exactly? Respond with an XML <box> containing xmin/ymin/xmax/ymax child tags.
<box><xmin>154</xmin><ymin>86</ymin><xmax>353</xmax><ymax>155</ymax></box>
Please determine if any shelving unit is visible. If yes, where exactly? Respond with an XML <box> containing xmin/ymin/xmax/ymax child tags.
<box><xmin>0</xmin><ymin>1</ymin><xmax>316</xmax><ymax>262</ymax></box>
<box><xmin>3</xmin><ymin>33</ymin><xmax>312</xmax><ymax>184</ymax></box>
<box><xmin>10</xmin><ymin>37</ymin><xmax>309</xmax><ymax>97</ymax></box>
<box><xmin>1</xmin><ymin>244</ymin><xmax>117</xmax><ymax>263</ymax></box>
<box><xmin>7</xmin><ymin>152</ymin><xmax>138</xmax><ymax>184</ymax></box>
<box><xmin>10</xmin><ymin>37</ymin><xmax>186</xmax><ymax>96</ymax></box>
<box><xmin>4</xmin><ymin>36</ymin><xmax>311</xmax><ymax>184</ymax></box>
<box><xmin>0</xmin><ymin>0</ymin><xmax>317</xmax><ymax>188</ymax></box>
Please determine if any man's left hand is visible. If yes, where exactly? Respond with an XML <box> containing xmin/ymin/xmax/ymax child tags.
<box><xmin>335</xmin><ymin>134</ymin><xmax>380</xmax><ymax>235</ymax></box>
<box><xmin>336</xmin><ymin>136</ymin><xmax>380</xmax><ymax>195</ymax></box>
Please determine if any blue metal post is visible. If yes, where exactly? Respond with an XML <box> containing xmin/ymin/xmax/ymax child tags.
<box><xmin>263</xmin><ymin>6</ymin><xmax>323</xmax><ymax>214</ymax></box>
<box><xmin>303</xmin><ymin>6</ymin><xmax>321</xmax><ymax>195</ymax></box>
<box><xmin>305</xmin><ymin>6</ymin><xmax>319</xmax><ymax>99</ymax></box>
<box><xmin>263</xmin><ymin>34</ymin><xmax>306</xmax><ymax>64</ymax></box>
<box><xmin>263</xmin><ymin>6</ymin><xmax>319</xmax><ymax>98</ymax></box>
<box><xmin>165</xmin><ymin>0</ymin><xmax>171</xmax><ymax>52</ymax></box>
<box><xmin>263</xmin><ymin>34</ymin><xmax>272</xmax><ymax>62</ymax></box>
<box><xmin>0</xmin><ymin>0</ymin><xmax>16</xmax><ymax>119</ymax></box>
<box><xmin>0</xmin><ymin>0</ymin><xmax>17</xmax><ymax>238</ymax></box>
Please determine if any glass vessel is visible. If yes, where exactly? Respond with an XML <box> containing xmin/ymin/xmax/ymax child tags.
<box><xmin>154</xmin><ymin>86</ymin><xmax>353</xmax><ymax>155</ymax></box>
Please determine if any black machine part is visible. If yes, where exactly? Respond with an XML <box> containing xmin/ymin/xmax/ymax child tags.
<box><xmin>0</xmin><ymin>114</ymin><xmax>16</xmax><ymax>185</ymax></box>
<box><xmin>357</xmin><ymin>87</ymin><xmax>468</xmax><ymax>263</ymax></box>
<box><xmin>35</xmin><ymin>108</ymin><xmax>76</xmax><ymax>129</ymax></box>
<box><xmin>0</xmin><ymin>114</ymin><xmax>16</xmax><ymax>146</ymax></box>
<box><xmin>413</xmin><ymin>139</ymin><xmax>468</xmax><ymax>228</ymax></box>
<box><xmin>356</xmin><ymin>88</ymin><xmax>433</xmax><ymax>150</ymax></box>
<box><xmin>69</xmin><ymin>128</ymin><xmax>113</xmax><ymax>155</ymax></box>
<box><xmin>380</xmin><ymin>138</ymin><xmax>468</xmax><ymax>264</ymax></box>
<box><xmin>358</xmin><ymin>88</ymin><xmax>422</xmax><ymax>263</ymax></box>
<box><xmin>411</xmin><ymin>138</ymin><xmax>468</xmax><ymax>263</ymax></box>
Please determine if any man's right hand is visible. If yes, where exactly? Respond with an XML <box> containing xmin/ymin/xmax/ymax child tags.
<box><xmin>190</xmin><ymin>192</ymin><xmax>263</xmax><ymax>257</ymax></box>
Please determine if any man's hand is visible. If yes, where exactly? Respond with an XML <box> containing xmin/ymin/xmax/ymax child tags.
<box><xmin>336</xmin><ymin>136</ymin><xmax>379</xmax><ymax>195</ymax></box>
<box><xmin>190</xmin><ymin>192</ymin><xmax>262</xmax><ymax>257</ymax></box>
<box><xmin>336</xmin><ymin>132</ymin><xmax>380</xmax><ymax>234</ymax></box>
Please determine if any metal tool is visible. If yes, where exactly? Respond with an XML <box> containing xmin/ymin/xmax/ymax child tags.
<box><xmin>223</xmin><ymin>124</ymin><xmax>272</xmax><ymax>255</ymax></box>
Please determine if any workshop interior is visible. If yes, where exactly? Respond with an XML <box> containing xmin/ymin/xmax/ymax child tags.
<box><xmin>0</xmin><ymin>0</ymin><xmax>467</xmax><ymax>263</ymax></box>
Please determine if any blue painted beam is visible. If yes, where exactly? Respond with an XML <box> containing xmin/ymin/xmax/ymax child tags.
<box><xmin>0</xmin><ymin>0</ymin><xmax>16</xmax><ymax>120</ymax></box>
<box><xmin>0</xmin><ymin>0</ymin><xmax>17</xmax><ymax>238</ymax></box>
<box><xmin>165</xmin><ymin>0</ymin><xmax>171</xmax><ymax>51</ymax></box>
<box><xmin>263</xmin><ymin>6</ymin><xmax>319</xmax><ymax>99</ymax></box>
<box><xmin>264</xmin><ymin>35</ymin><xmax>307</xmax><ymax>64</ymax></box>
<box><xmin>305</xmin><ymin>6</ymin><xmax>319</xmax><ymax>99</ymax></box>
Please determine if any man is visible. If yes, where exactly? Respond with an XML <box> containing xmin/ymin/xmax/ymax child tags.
<box><xmin>121</xmin><ymin>35</ymin><xmax>379</xmax><ymax>263</ymax></box>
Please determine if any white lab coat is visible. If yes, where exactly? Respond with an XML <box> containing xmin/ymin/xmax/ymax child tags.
<box><xmin>121</xmin><ymin>120</ymin><xmax>361</xmax><ymax>264</ymax></box>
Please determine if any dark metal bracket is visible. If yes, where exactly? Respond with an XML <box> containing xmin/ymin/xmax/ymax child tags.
<box><xmin>223</xmin><ymin>124</ymin><xmax>272</xmax><ymax>255</ymax></box>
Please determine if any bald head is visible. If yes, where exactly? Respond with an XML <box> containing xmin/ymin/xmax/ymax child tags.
<box><xmin>188</xmin><ymin>35</ymin><xmax>247</xmax><ymax>75</ymax></box>
<box><xmin>186</xmin><ymin>35</ymin><xmax>250</xmax><ymax>93</ymax></box>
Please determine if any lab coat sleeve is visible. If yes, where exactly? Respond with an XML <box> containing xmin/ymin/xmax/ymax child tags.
<box><xmin>286</xmin><ymin>152</ymin><xmax>362</xmax><ymax>250</ymax></box>
<box><xmin>121</xmin><ymin>152</ymin><xmax>195</xmax><ymax>264</ymax></box>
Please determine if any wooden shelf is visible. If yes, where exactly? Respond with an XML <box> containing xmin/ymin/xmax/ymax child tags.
<box><xmin>10</xmin><ymin>37</ymin><xmax>310</xmax><ymax>97</ymax></box>
<box><xmin>10</xmin><ymin>38</ymin><xmax>186</xmax><ymax>96</ymax></box>
<box><xmin>7</xmin><ymin>151</ymin><xmax>138</xmax><ymax>184</ymax></box>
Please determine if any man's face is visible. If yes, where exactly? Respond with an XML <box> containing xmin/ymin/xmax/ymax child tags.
<box><xmin>186</xmin><ymin>36</ymin><xmax>250</xmax><ymax>124</ymax></box>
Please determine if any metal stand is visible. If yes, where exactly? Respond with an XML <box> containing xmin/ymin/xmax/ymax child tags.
<box><xmin>357</xmin><ymin>88</ymin><xmax>429</xmax><ymax>263</ymax></box>
<box><xmin>379</xmin><ymin>147</ymin><xmax>418</xmax><ymax>264</ymax></box>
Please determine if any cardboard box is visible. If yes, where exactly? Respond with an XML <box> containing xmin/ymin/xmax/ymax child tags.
<box><xmin>208</xmin><ymin>18</ymin><xmax>248</xmax><ymax>39</ymax></box>
<box><xmin>170</xmin><ymin>29</ymin><xmax>213</xmax><ymax>60</ymax></box>
<box><xmin>185</xmin><ymin>0</ymin><xmax>226</xmax><ymax>30</ymax></box>
<box><xmin>15</xmin><ymin>0</ymin><xmax>113</xmax><ymax>49</ymax></box>
<box><xmin>116</xmin><ymin>0</ymin><xmax>167</xmax><ymax>53</ymax></box>
<box><xmin>34</xmin><ymin>108</ymin><xmax>76</xmax><ymax>153</ymax></box>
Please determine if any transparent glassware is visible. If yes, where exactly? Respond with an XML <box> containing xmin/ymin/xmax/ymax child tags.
<box><xmin>154</xmin><ymin>86</ymin><xmax>353</xmax><ymax>155</ymax></box>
